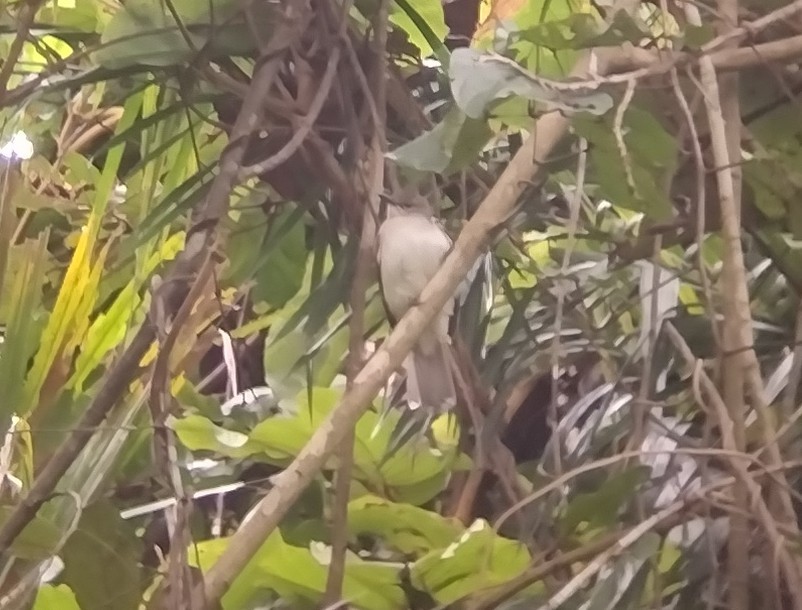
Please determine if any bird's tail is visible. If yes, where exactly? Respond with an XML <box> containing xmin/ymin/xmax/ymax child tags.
<box><xmin>403</xmin><ymin>340</ymin><xmax>456</xmax><ymax>413</ymax></box>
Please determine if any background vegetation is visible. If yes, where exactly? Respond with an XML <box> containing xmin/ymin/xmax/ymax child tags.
<box><xmin>2</xmin><ymin>0</ymin><xmax>802</xmax><ymax>608</ymax></box>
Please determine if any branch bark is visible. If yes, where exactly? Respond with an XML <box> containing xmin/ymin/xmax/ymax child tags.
<box><xmin>686</xmin><ymin>2</ymin><xmax>802</xmax><ymax>607</ymax></box>
<box><xmin>323</xmin><ymin>0</ymin><xmax>384</xmax><ymax>603</ymax></box>
<box><xmin>0</xmin><ymin>0</ymin><xmax>45</xmax><ymax>98</ymax></box>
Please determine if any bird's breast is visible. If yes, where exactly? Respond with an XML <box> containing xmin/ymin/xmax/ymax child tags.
<box><xmin>378</xmin><ymin>215</ymin><xmax>453</xmax><ymax>321</ymax></box>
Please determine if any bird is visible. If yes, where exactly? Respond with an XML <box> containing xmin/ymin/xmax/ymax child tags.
<box><xmin>377</xmin><ymin>191</ymin><xmax>458</xmax><ymax>414</ymax></box>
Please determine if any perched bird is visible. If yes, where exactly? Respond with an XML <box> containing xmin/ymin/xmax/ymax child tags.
<box><xmin>377</xmin><ymin>192</ymin><xmax>457</xmax><ymax>413</ymax></box>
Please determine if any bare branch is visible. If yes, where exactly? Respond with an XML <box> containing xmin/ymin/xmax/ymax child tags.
<box><xmin>324</xmin><ymin>0</ymin><xmax>383</xmax><ymax>604</ymax></box>
<box><xmin>0</xmin><ymin>0</ymin><xmax>45</xmax><ymax>99</ymax></box>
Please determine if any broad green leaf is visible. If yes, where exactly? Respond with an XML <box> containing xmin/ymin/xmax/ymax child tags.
<box><xmin>61</xmin><ymin>501</ymin><xmax>142</xmax><ymax>610</ymax></box>
<box><xmin>33</xmin><ymin>585</ymin><xmax>81</xmax><ymax>610</ymax></box>
<box><xmin>190</xmin><ymin>530</ymin><xmax>405</xmax><ymax>610</ymax></box>
<box><xmin>573</xmin><ymin>110</ymin><xmax>674</xmax><ymax>220</ymax></box>
<box><xmin>252</xmin><ymin>206</ymin><xmax>309</xmax><ymax>308</ymax></box>
<box><xmin>388</xmin><ymin>107</ymin><xmax>492</xmax><ymax>174</ymax></box>
<box><xmin>449</xmin><ymin>48</ymin><xmax>613</xmax><ymax>119</ymax></box>
<box><xmin>390</xmin><ymin>0</ymin><xmax>447</xmax><ymax>60</ymax></box>
<box><xmin>559</xmin><ymin>466</ymin><xmax>649</xmax><ymax>535</ymax></box>
<box><xmin>348</xmin><ymin>495</ymin><xmax>462</xmax><ymax>555</ymax></box>
<box><xmin>172</xmin><ymin>388</ymin><xmax>463</xmax><ymax>502</ymax></box>
<box><xmin>0</xmin><ymin>506</ymin><xmax>62</xmax><ymax>560</ymax></box>
<box><xmin>169</xmin><ymin>414</ymin><xmax>260</xmax><ymax>459</ymax></box>
<box><xmin>491</xmin><ymin>0</ymin><xmax>592</xmax><ymax>77</ymax></box>
<box><xmin>94</xmin><ymin>0</ymin><xmax>259</xmax><ymax>68</ymax></box>
<box><xmin>410</xmin><ymin>519</ymin><xmax>531</xmax><ymax>604</ymax></box>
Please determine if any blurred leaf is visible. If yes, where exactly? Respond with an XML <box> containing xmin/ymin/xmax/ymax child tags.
<box><xmin>449</xmin><ymin>48</ymin><xmax>613</xmax><ymax>119</ymax></box>
<box><xmin>172</xmin><ymin>388</ymin><xmax>464</xmax><ymax>502</ymax></box>
<box><xmin>169</xmin><ymin>413</ymin><xmax>260</xmax><ymax>458</ymax></box>
<box><xmin>388</xmin><ymin>107</ymin><xmax>492</xmax><ymax>174</ymax></box>
<box><xmin>682</xmin><ymin>23</ymin><xmax>715</xmax><ymax>49</ymax></box>
<box><xmin>190</xmin><ymin>530</ymin><xmax>405</xmax><ymax>609</ymax></box>
<box><xmin>348</xmin><ymin>495</ymin><xmax>462</xmax><ymax>555</ymax></box>
<box><xmin>33</xmin><ymin>585</ymin><xmax>81</xmax><ymax>610</ymax></box>
<box><xmin>252</xmin><ymin>205</ymin><xmax>309</xmax><ymax>308</ymax></box>
<box><xmin>94</xmin><ymin>0</ymin><xmax>259</xmax><ymax>68</ymax></box>
<box><xmin>410</xmin><ymin>519</ymin><xmax>531</xmax><ymax>605</ymax></box>
<box><xmin>23</xmin><ymin>92</ymin><xmax>144</xmax><ymax>411</ymax></box>
<box><xmin>0</xmin><ymin>506</ymin><xmax>61</xmax><ymax>560</ymax></box>
<box><xmin>0</xmin><ymin>232</ymin><xmax>49</xmax><ymax>427</ymax></box>
<box><xmin>390</xmin><ymin>0</ymin><xmax>448</xmax><ymax>60</ymax></box>
<box><xmin>69</xmin><ymin>231</ymin><xmax>184</xmax><ymax>392</ymax></box>
<box><xmin>61</xmin><ymin>501</ymin><xmax>142</xmax><ymax>610</ymax></box>
<box><xmin>582</xmin><ymin>532</ymin><xmax>660</xmax><ymax>610</ymax></box>
<box><xmin>560</xmin><ymin>466</ymin><xmax>649</xmax><ymax>535</ymax></box>
<box><xmin>573</xmin><ymin>110</ymin><xmax>674</xmax><ymax>219</ymax></box>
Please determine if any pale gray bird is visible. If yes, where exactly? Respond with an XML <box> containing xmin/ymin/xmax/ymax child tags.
<box><xmin>377</xmin><ymin>194</ymin><xmax>457</xmax><ymax>413</ymax></box>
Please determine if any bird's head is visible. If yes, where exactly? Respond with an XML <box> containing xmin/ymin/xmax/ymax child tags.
<box><xmin>379</xmin><ymin>185</ymin><xmax>434</xmax><ymax>220</ymax></box>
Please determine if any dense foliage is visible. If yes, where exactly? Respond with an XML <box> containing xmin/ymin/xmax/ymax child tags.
<box><xmin>2</xmin><ymin>0</ymin><xmax>802</xmax><ymax>608</ymax></box>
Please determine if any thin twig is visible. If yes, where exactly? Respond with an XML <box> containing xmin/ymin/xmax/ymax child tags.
<box><xmin>237</xmin><ymin>34</ymin><xmax>343</xmax><ymax>179</ymax></box>
<box><xmin>783</xmin><ymin>303</ymin><xmax>802</xmax><ymax>420</ymax></box>
<box><xmin>548</xmin><ymin>139</ymin><xmax>587</xmax><ymax>480</ymax></box>
<box><xmin>665</xmin><ymin>322</ymin><xmax>802</xmax><ymax>608</ymax></box>
<box><xmin>323</xmin><ymin>0</ymin><xmax>382</xmax><ymax>604</ymax></box>
<box><xmin>0</xmin><ymin>0</ymin><xmax>45</xmax><ymax>98</ymax></box>
<box><xmin>538</xmin><ymin>502</ymin><xmax>685</xmax><ymax>610</ymax></box>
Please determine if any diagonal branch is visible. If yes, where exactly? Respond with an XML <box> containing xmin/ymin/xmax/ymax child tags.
<box><xmin>323</xmin><ymin>0</ymin><xmax>377</xmax><ymax>604</ymax></box>
<box><xmin>0</xmin><ymin>0</ymin><xmax>45</xmax><ymax>98</ymax></box>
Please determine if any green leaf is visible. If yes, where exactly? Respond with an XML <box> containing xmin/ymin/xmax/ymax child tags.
<box><xmin>190</xmin><ymin>530</ymin><xmax>405</xmax><ymax>609</ymax></box>
<box><xmin>390</xmin><ymin>0</ymin><xmax>447</xmax><ymax>60</ymax></box>
<box><xmin>252</xmin><ymin>206</ymin><xmax>309</xmax><ymax>308</ymax></box>
<box><xmin>583</xmin><ymin>532</ymin><xmax>660</xmax><ymax>610</ymax></box>
<box><xmin>60</xmin><ymin>501</ymin><xmax>142</xmax><ymax>610</ymax></box>
<box><xmin>33</xmin><ymin>585</ymin><xmax>81</xmax><ymax>610</ymax></box>
<box><xmin>410</xmin><ymin>519</ymin><xmax>531</xmax><ymax>605</ymax></box>
<box><xmin>22</xmin><ymin>91</ymin><xmax>144</xmax><ymax>412</ymax></box>
<box><xmin>94</xmin><ymin>0</ymin><xmax>260</xmax><ymax>68</ymax></box>
<box><xmin>0</xmin><ymin>233</ymin><xmax>49</xmax><ymax>428</ymax></box>
<box><xmin>348</xmin><ymin>495</ymin><xmax>462</xmax><ymax>555</ymax></box>
<box><xmin>388</xmin><ymin>107</ymin><xmax>492</xmax><ymax>174</ymax></box>
<box><xmin>449</xmin><ymin>48</ymin><xmax>613</xmax><ymax>119</ymax></box>
<box><xmin>573</xmin><ymin>110</ymin><xmax>674</xmax><ymax>220</ymax></box>
<box><xmin>682</xmin><ymin>23</ymin><xmax>716</xmax><ymax>49</ymax></box>
<box><xmin>169</xmin><ymin>414</ymin><xmax>260</xmax><ymax>459</ymax></box>
<box><xmin>0</xmin><ymin>506</ymin><xmax>62</xmax><ymax>560</ymax></box>
<box><xmin>172</xmin><ymin>388</ymin><xmax>464</xmax><ymax>502</ymax></box>
<box><xmin>515</xmin><ymin>13</ymin><xmax>601</xmax><ymax>50</ymax></box>
<box><xmin>69</xmin><ymin>231</ymin><xmax>184</xmax><ymax>392</ymax></box>
<box><xmin>745</xmin><ymin>158</ymin><xmax>797</xmax><ymax>222</ymax></box>
<box><xmin>560</xmin><ymin>466</ymin><xmax>649</xmax><ymax>535</ymax></box>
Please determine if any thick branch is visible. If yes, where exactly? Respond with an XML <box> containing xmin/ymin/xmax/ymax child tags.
<box><xmin>687</xmin><ymin>2</ymin><xmax>802</xmax><ymax>606</ymax></box>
